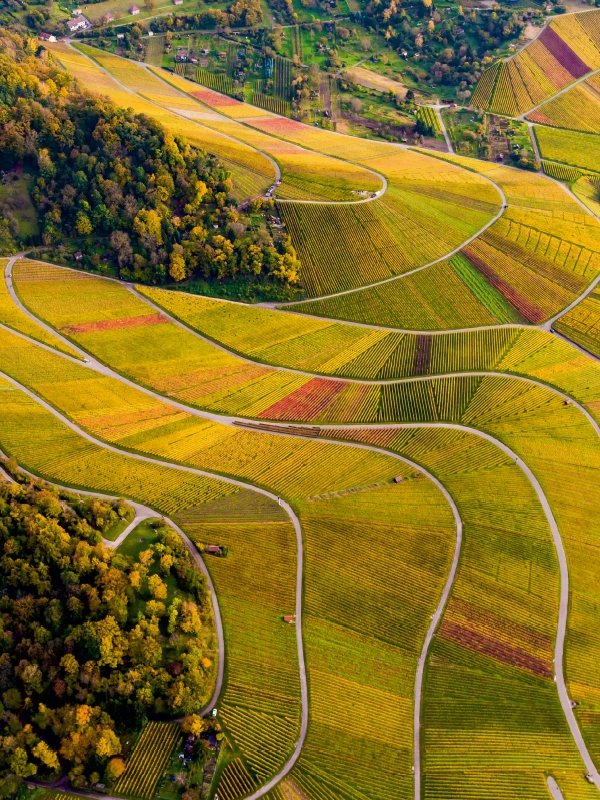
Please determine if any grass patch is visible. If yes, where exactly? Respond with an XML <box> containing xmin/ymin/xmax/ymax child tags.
<box><xmin>0</xmin><ymin>172</ymin><xmax>39</xmax><ymax>240</ymax></box>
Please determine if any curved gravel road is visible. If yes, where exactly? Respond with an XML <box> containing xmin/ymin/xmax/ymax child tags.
<box><xmin>0</xmin><ymin>369</ymin><xmax>464</xmax><ymax>800</ymax></box>
<box><xmin>5</xmin><ymin>257</ymin><xmax>600</xmax><ymax>793</ymax></box>
<box><xmin>0</xmin><ymin>453</ymin><xmax>224</xmax><ymax>714</ymax></box>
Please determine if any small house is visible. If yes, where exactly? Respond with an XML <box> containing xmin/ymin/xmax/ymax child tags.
<box><xmin>73</xmin><ymin>251</ymin><xmax>83</xmax><ymax>261</ymax></box>
<box><xmin>200</xmin><ymin>47</ymin><xmax>209</xmax><ymax>55</ymax></box>
<box><xmin>393</xmin><ymin>475</ymin><xmax>403</xmax><ymax>484</ymax></box>
<box><xmin>173</xmin><ymin>0</ymin><xmax>184</xmax><ymax>5</ymax></box>
<box><xmin>66</xmin><ymin>15</ymin><xmax>89</xmax><ymax>32</ymax></box>
<box><xmin>201</xmin><ymin>732</ymin><xmax>218</xmax><ymax>750</ymax></box>
<box><xmin>283</xmin><ymin>615</ymin><xmax>296</xmax><ymax>624</ymax></box>
<box><xmin>103</xmin><ymin>12</ymin><xmax>114</xmax><ymax>22</ymax></box>
<box><xmin>129</xmin><ymin>5</ymin><xmax>140</xmax><ymax>13</ymax></box>
<box><xmin>72</xmin><ymin>7</ymin><xmax>82</xmax><ymax>15</ymax></box>
<box><xmin>206</xmin><ymin>545</ymin><xmax>223</xmax><ymax>556</ymax></box>
<box><xmin>148</xmin><ymin>30</ymin><xmax>154</xmax><ymax>35</ymax></box>
<box><xmin>39</xmin><ymin>32</ymin><xmax>57</xmax><ymax>42</ymax></box>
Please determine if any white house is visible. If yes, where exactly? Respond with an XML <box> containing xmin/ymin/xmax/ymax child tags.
<box><xmin>38</xmin><ymin>32</ymin><xmax>57</xmax><ymax>42</ymax></box>
<box><xmin>66</xmin><ymin>15</ymin><xmax>90</xmax><ymax>32</ymax></box>
<box><xmin>129</xmin><ymin>5</ymin><xmax>140</xmax><ymax>13</ymax></box>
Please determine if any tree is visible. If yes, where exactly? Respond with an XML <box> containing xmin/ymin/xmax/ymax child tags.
<box><xmin>106</xmin><ymin>757</ymin><xmax>126</xmax><ymax>781</ymax></box>
<box><xmin>110</xmin><ymin>231</ymin><xmax>133</xmax><ymax>269</ymax></box>
<box><xmin>169</xmin><ymin>254</ymin><xmax>186</xmax><ymax>281</ymax></box>
<box><xmin>0</xmin><ymin>477</ymin><xmax>214</xmax><ymax>792</ymax></box>
<box><xmin>148</xmin><ymin>574</ymin><xmax>168</xmax><ymax>600</ymax></box>
<box><xmin>32</xmin><ymin>741</ymin><xmax>60</xmax><ymax>773</ymax></box>
<box><xmin>182</xmin><ymin>714</ymin><xmax>207</xmax><ymax>736</ymax></box>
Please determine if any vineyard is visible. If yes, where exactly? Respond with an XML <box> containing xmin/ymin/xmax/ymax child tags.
<box><xmin>541</xmin><ymin>161</ymin><xmax>583</xmax><ymax>181</ymax></box>
<box><xmin>416</xmin><ymin>106</ymin><xmax>442</xmax><ymax>133</ymax></box>
<box><xmin>527</xmin><ymin>77</ymin><xmax>600</xmax><ymax>135</ymax></box>
<box><xmin>290</xmin><ymin>152</ymin><xmax>600</xmax><ymax>326</ymax></box>
<box><xmin>96</xmin><ymin>283</ymin><xmax>600</xmax><ymax>411</ymax></box>
<box><xmin>174</xmin><ymin>497</ymin><xmax>302</xmax><ymax>791</ymax></box>
<box><xmin>7</xmin><ymin>250</ymin><xmax>600</xmax><ymax>800</ymax></box>
<box><xmin>9</xmin><ymin>21</ymin><xmax>600</xmax><ymax>800</ymax></box>
<box><xmin>278</xmin><ymin>179</ymin><xmax>498</xmax><ymax>298</ymax></box>
<box><xmin>289</xmin><ymin>478</ymin><xmax>455</xmax><ymax>799</ymax></box>
<box><xmin>0</xmin><ymin>259</ymin><xmax>80</xmax><ymax>358</ymax></box>
<box><xmin>320</xmin><ymin>424</ymin><xmax>599</xmax><ymax>800</ymax></box>
<box><xmin>115</xmin><ymin>722</ymin><xmax>182</xmax><ymax>799</ymax></box>
<box><xmin>473</xmin><ymin>10</ymin><xmax>600</xmax><ymax>115</ymax></box>
<box><xmin>195</xmin><ymin>68</ymin><xmax>235</xmax><ymax>96</ymax></box>
<box><xmin>573</xmin><ymin>174</ymin><xmax>600</xmax><ymax>217</ymax></box>
<box><xmin>105</xmin><ymin>63</ymin><xmax>384</xmax><ymax>204</ymax></box>
<box><xmin>253</xmin><ymin>92</ymin><xmax>291</xmax><ymax>116</ymax></box>
<box><xmin>534</xmin><ymin>125</ymin><xmax>600</xmax><ymax>173</ymax></box>
<box><xmin>53</xmin><ymin>44</ymin><xmax>275</xmax><ymax>199</ymax></box>
<box><xmin>554</xmin><ymin>286</ymin><xmax>600</xmax><ymax>357</ymax></box>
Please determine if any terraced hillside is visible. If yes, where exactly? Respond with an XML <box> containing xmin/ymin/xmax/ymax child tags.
<box><xmin>473</xmin><ymin>9</ymin><xmax>600</xmax><ymax>116</ymax></box>
<box><xmin>6</xmin><ymin>20</ymin><xmax>600</xmax><ymax>800</ymax></box>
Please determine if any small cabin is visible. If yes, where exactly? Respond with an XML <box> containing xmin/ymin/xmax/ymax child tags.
<box><xmin>103</xmin><ymin>12</ymin><xmax>114</xmax><ymax>22</ymax></box>
<box><xmin>206</xmin><ymin>545</ymin><xmax>223</xmax><ymax>556</ymax></box>
<box><xmin>283</xmin><ymin>615</ymin><xmax>295</xmax><ymax>624</ymax></box>
<box><xmin>73</xmin><ymin>251</ymin><xmax>83</xmax><ymax>261</ymax></box>
<box><xmin>393</xmin><ymin>475</ymin><xmax>403</xmax><ymax>484</ymax></box>
<box><xmin>129</xmin><ymin>5</ymin><xmax>140</xmax><ymax>13</ymax></box>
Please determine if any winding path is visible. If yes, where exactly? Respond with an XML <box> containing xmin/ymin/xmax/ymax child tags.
<box><xmin>0</xmin><ymin>367</ymin><xmax>464</xmax><ymax>800</ymax></box>
<box><xmin>12</xmin><ymin>28</ymin><xmax>600</xmax><ymax>799</ymax></box>
<box><xmin>4</xmin><ymin>349</ymin><xmax>600</xmax><ymax>793</ymax></box>
<box><xmin>7</xmin><ymin>257</ymin><xmax>600</xmax><ymax>440</ymax></box>
<box><xmin>68</xmin><ymin>44</ymin><xmax>389</xmax><ymax>207</ymax></box>
<box><xmin>0</xmin><ymin>452</ymin><xmax>224</xmax><ymax>713</ymax></box>
<box><xmin>0</xmin><ymin>368</ymin><xmax>309</xmax><ymax>800</ymax></box>
<box><xmin>251</xmin><ymin>418</ymin><xmax>600</xmax><ymax>791</ymax></box>
<box><xmin>5</xmin><ymin>265</ymin><xmax>600</xmax><ymax>794</ymax></box>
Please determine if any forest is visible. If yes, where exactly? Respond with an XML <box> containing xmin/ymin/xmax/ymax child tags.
<box><xmin>0</xmin><ymin>472</ymin><xmax>215</xmax><ymax>795</ymax></box>
<box><xmin>0</xmin><ymin>31</ymin><xmax>300</xmax><ymax>288</ymax></box>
